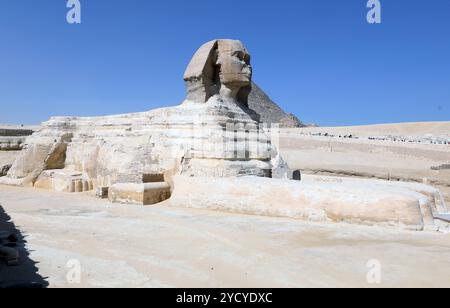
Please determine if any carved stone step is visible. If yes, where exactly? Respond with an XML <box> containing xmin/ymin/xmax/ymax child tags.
<box><xmin>108</xmin><ymin>182</ymin><xmax>171</xmax><ymax>206</ymax></box>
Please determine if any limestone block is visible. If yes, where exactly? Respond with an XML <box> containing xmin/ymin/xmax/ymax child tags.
<box><xmin>0</xmin><ymin>137</ymin><xmax>25</xmax><ymax>151</ymax></box>
<box><xmin>1</xmin><ymin>39</ymin><xmax>446</xmax><ymax>232</ymax></box>
<box><xmin>108</xmin><ymin>182</ymin><xmax>171</xmax><ymax>206</ymax></box>
<box><xmin>1</xmin><ymin>40</ymin><xmax>292</xmax><ymax>190</ymax></box>
<box><xmin>166</xmin><ymin>175</ymin><xmax>437</xmax><ymax>231</ymax></box>
<box><xmin>184</xmin><ymin>39</ymin><xmax>252</xmax><ymax>107</ymax></box>
<box><xmin>34</xmin><ymin>170</ymin><xmax>93</xmax><ymax>193</ymax></box>
<box><xmin>184</xmin><ymin>40</ymin><xmax>218</xmax><ymax>103</ymax></box>
<box><xmin>271</xmin><ymin>154</ymin><xmax>292</xmax><ymax>179</ymax></box>
<box><xmin>6</xmin><ymin>132</ymin><xmax>72</xmax><ymax>182</ymax></box>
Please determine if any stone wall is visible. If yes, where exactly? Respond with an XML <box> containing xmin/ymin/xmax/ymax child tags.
<box><xmin>166</xmin><ymin>175</ymin><xmax>445</xmax><ymax>231</ymax></box>
<box><xmin>0</xmin><ymin>126</ymin><xmax>36</xmax><ymax>177</ymax></box>
<box><xmin>0</xmin><ymin>127</ymin><xmax>35</xmax><ymax>151</ymax></box>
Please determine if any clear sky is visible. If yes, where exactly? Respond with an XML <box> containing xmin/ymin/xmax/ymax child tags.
<box><xmin>1</xmin><ymin>0</ymin><xmax>449</xmax><ymax>126</ymax></box>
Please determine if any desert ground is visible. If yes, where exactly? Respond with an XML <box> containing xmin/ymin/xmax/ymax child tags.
<box><xmin>1</xmin><ymin>184</ymin><xmax>450</xmax><ymax>288</ymax></box>
<box><xmin>1</xmin><ymin>122</ymin><xmax>449</xmax><ymax>288</ymax></box>
<box><xmin>280</xmin><ymin>122</ymin><xmax>450</xmax><ymax>203</ymax></box>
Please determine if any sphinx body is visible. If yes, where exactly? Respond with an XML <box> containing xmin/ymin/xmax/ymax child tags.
<box><xmin>1</xmin><ymin>39</ymin><xmax>447</xmax><ymax>231</ymax></box>
<box><xmin>1</xmin><ymin>40</ymin><xmax>289</xmax><ymax>203</ymax></box>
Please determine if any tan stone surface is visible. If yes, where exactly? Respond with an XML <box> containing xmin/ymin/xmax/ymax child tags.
<box><xmin>166</xmin><ymin>175</ymin><xmax>448</xmax><ymax>231</ymax></box>
<box><xmin>1</xmin><ymin>39</ymin><xmax>282</xmax><ymax>195</ymax></box>
<box><xmin>108</xmin><ymin>183</ymin><xmax>171</xmax><ymax>206</ymax></box>
<box><xmin>1</xmin><ymin>41</ymin><xmax>448</xmax><ymax>232</ymax></box>
<box><xmin>1</xmin><ymin>184</ymin><xmax>450</xmax><ymax>288</ymax></box>
<box><xmin>279</xmin><ymin>124</ymin><xmax>450</xmax><ymax>191</ymax></box>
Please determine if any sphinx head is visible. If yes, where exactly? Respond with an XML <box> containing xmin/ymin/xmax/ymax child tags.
<box><xmin>183</xmin><ymin>39</ymin><xmax>252</xmax><ymax>106</ymax></box>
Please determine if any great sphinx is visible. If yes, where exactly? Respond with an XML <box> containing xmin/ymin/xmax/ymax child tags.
<box><xmin>0</xmin><ymin>39</ymin><xmax>290</xmax><ymax>204</ymax></box>
<box><xmin>1</xmin><ymin>39</ymin><xmax>444</xmax><ymax>231</ymax></box>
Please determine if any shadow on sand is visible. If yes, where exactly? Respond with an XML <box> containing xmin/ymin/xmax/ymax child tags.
<box><xmin>0</xmin><ymin>205</ymin><xmax>48</xmax><ymax>288</ymax></box>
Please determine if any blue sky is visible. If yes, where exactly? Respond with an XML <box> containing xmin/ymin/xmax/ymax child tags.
<box><xmin>0</xmin><ymin>0</ymin><xmax>449</xmax><ymax>126</ymax></box>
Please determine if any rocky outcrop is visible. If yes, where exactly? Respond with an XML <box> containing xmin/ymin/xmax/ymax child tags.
<box><xmin>166</xmin><ymin>175</ymin><xmax>445</xmax><ymax>231</ymax></box>
<box><xmin>1</xmin><ymin>39</ymin><xmax>446</xmax><ymax>231</ymax></box>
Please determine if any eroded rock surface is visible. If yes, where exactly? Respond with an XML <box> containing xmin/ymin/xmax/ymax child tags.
<box><xmin>167</xmin><ymin>175</ymin><xmax>448</xmax><ymax>231</ymax></box>
<box><xmin>0</xmin><ymin>126</ymin><xmax>36</xmax><ymax>151</ymax></box>
<box><xmin>1</xmin><ymin>40</ymin><xmax>446</xmax><ymax>231</ymax></box>
<box><xmin>1</xmin><ymin>39</ymin><xmax>289</xmax><ymax>205</ymax></box>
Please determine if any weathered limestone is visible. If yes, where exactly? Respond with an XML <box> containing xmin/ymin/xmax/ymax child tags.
<box><xmin>0</xmin><ymin>137</ymin><xmax>25</xmax><ymax>151</ymax></box>
<box><xmin>109</xmin><ymin>183</ymin><xmax>171</xmax><ymax>206</ymax></box>
<box><xmin>33</xmin><ymin>170</ymin><xmax>93</xmax><ymax>193</ymax></box>
<box><xmin>4</xmin><ymin>133</ymin><xmax>71</xmax><ymax>187</ymax></box>
<box><xmin>1</xmin><ymin>39</ymin><xmax>446</xmax><ymax>231</ymax></box>
<box><xmin>1</xmin><ymin>39</ymin><xmax>287</xmax><ymax>204</ymax></box>
<box><xmin>166</xmin><ymin>175</ymin><xmax>445</xmax><ymax>231</ymax></box>
<box><xmin>0</xmin><ymin>126</ymin><xmax>36</xmax><ymax>151</ymax></box>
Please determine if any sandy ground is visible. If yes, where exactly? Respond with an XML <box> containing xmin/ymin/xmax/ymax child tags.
<box><xmin>279</xmin><ymin>123</ymin><xmax>450</xmax><ymax>203</ymax></box>
<box><xmin>1</xmin><ymin>122</ymin><xmax>449</xmax><ymax>288</ymax></box>
<box><xmin>1</xmin><ymin>184</ymin><xmax>450</xmax><ymax>288</ymax></box>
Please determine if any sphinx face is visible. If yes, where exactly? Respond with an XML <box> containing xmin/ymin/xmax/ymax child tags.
<box><xmin>183</xmin><ymin>39</ymin><xmax>253</xmax><ymax>104</ymax></box>
<box><xmin>217</xmin><ymin>40</ymin><xmax>252</xmax><ymax>88</ymax></box>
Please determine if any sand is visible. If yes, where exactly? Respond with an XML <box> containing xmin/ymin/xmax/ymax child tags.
<box><xmin>1</xmin><ymin>184</ymin><xmax>450</xmax><ymax>288</ymax></box>
<box><xmin>279</xmin><ymin>123</ymin><xmax>450</xmax><ymax>203</ymax></box>
<box><xmin>1</xmin><ymin>121</ymin><xmax>450</xmax><ymax>288</ymax></box>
